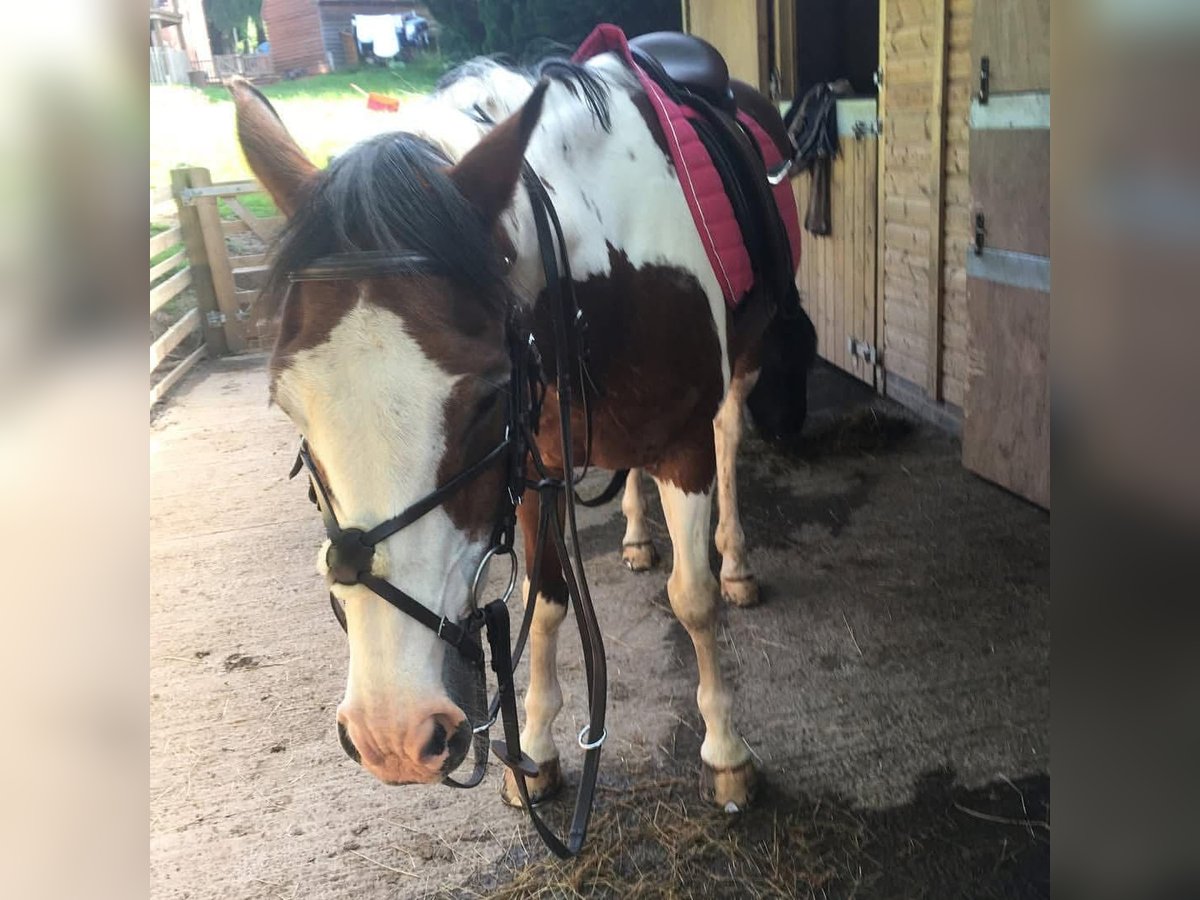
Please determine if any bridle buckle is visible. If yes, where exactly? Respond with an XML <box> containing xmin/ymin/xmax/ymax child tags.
<box><xmin>326</xmin><ymin>528</ymin><xmax>375</xmax><ymax>585</ymax></box>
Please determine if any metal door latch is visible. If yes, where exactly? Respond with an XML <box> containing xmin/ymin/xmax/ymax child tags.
<box><xmin>974</xmin><ymin>213</ymin><xmax>986</xmax><ymax>255</ymax></box>
<box><xmin>206</xmin><ymin>310</ymin><xmax>227</xmax><ymax>328</ymax></box>
<box><xmin>848</xmin><ymin>337</ymin><xmax>880</xmax><ymax>366</ymax></box>
<box><xmin>978</xmin><ymin>56</ymin><xmax>990</xmax><ymax>104</ymax></box>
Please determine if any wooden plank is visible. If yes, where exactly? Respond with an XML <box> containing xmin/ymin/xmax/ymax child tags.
<box><xmin>226</xmin><ymin>197</ymin><xmax>279</xmax><ymax>243</ymax></box>
<box><xmin>685</xmin><ymin>0</ymin><xmax>767</xmax><ymax>90</ymax></box>
<box><xmin>756</xmin><ymin>0</ymin><xmax>769</xmax><ymax>95</ymax></box>
<box><xmin>885</xmin><ymin>222</ymin><xmax>931</xmax><ymax>254</ymax></box>
<box><xmin>864</xmin><ymin>129</ymin><xmax>879</xmax><ymax>388</ymax></box>
<box><xmin>833</xmin><ymin>149</ymin><xmax>844</xmax><ymax>372</ymax></box>
<box><xmin>859</xmin><ymin>136</ymin><xmax>868</xmax><ymax>381</ymax></box>
<box><xmin>222</xmin><ymin>215</ymin><xmax>283</xmax><ymax>239</ymax></box>
<box><xmin>150</xmin><ymin>307</ymin><xmax>200</xmax><ymax>372</ymax></box>
<box><xmin>962</xmin><ymin>277</ymin><xmax>1049</xmax><ymax>506</ymax></box>
<box><xmin>172</xmin><ymin>167</ymin><xmax>228</xmax><ymax>357</ymax></box>
<box><xmin>926</xmin><ymin>0</ymin><xmax>950</xmax><ymax>398</ymax></box>
<box><xmin>845</xmin><ymin>140</ymin><xmax>858</xmax><ymax>379</ymax></box>
<box><xmin>972</xmin><ymin>0</ymin><xmax>1049</xmax><ymax>94</ymax></box>
<box><xmin>149</xmin><ymin>225</ymin><xmax>182</xmax><ymax>258</ymax></box>
<box><xmin>183</xmin><ymin>181</ymin><xmax>260</xmax><ymax>202</ymax></box>
<box><xmin>823</xmin><ymin>172</ymin><xmax>834</xmax><ymax>366</ymax></box>
<box><xmin>149</xmin><ymin>266</ymin><xmax>192</xmax><ymax>314</ymax></box>
<box><xmin>969</xmin><ymin>128</ymin><xmax>1050</xmax><ymax>256</ymax></box>
<box><xmin>150</xmin><ymin>250</ymin><xmax>187</xmax><ymax>284</ymax></box>
<box><xmin>150</xmin><ymin>344</ymin><xmax>206</xmax><ymax>407</ymax></box>
<box><xmin>876</xmin><ymin>0</ymin><xmax>890</xmax><ymax>394</ymax></box>
<box><xmin>773</xmin><ymin>0</ymin><xmax>796</xmax><ymax>100</ymax></box>
<box><xmin>190</xmin><ymin>169</ymin><xmax>246</xmax><ymax>353</ymax></box>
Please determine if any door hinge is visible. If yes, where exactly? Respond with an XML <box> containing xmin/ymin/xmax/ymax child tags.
<box><xmin>848</xmin><ymin>337</ymin><xmax>880</xmax><ymax>366</ymax></box>
<box><xmin>206</xmin><ymin>310</ymin><xmax>227</xmax><ymax>328</ymax></box>
<box><xmin>873</xmin><ymin>67</ymin><xmax>883</xmax><ymax>90</ymax></box>
<box><xmin>977</xmin><ymin>56</ymin><xmax>990</xmax><ymax>105</ymax></box>
<box><xmin>974</xmin><ymin>213</ymin><xmax>986</xmax><ymax>255</ymax></box>
<box><xmin>852</xmin><ymin>119</ymin><xmax>882</xmax><ymax>140</ymax></box>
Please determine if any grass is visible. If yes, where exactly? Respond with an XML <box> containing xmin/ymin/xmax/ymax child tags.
<box><xmin>197</xmin><ymin>58</ymin><xmax>447</xmax><ymax>103</ymax></box>
<box><xmin>150</xmin><ymin>57</ymin><xmax>451</xmax><ymax>196</ymax></box>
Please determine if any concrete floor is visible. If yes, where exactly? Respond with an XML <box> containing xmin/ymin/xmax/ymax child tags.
<box><xmin>151</xmin><ymin>356</ymin><xmax>1049</xmax><ymax>898</ymax></box>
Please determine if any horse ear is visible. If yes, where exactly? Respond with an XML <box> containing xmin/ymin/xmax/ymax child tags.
<box><xmin>449</xmin><ymin>80</ymin><xmax>549</xmax><ymax>223</ymax></box>
<box><xmin>229</xmin><ymin>77</ymin><xmax>317</xmax><ymax>217</ymax></box>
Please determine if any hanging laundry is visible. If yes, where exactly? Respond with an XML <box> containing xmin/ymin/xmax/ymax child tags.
<box><xmin>353</xmin><ymin>15</ymin><xmax>400</xmax><ymax>60</ymax></box>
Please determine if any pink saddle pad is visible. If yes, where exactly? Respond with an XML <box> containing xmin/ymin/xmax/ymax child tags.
<box><xmin>573</xmin><ymin>24</ymin><xmax>801</xmax><ymax>309</ymax></box>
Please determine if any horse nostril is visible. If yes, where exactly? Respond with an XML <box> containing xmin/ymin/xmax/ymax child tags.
<box><xmin>422</xmin><ymin>719</ymin><xmax>448</xmax><ymax>760</ymax></box>
<box><xmin>446</xmin><ymin>720</ymin><xmax>470</xmax><ymax>758</ymax></box>
<box><xmin>337</xmin><ymin>721</ymin><xmax>361</xmax><ymax>764</ymax></box>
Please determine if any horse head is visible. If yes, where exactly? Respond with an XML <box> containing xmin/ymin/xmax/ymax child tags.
<box><xmin>230</xmin><ymin>78</ymin><xmax>546</xmax><ymax>786</ymax></box>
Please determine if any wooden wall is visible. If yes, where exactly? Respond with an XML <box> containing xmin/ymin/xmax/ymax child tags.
<box><xmin>878</xmin><ymin>0</ymin><xmax>973</xmax><ymax>418</ymax></box>
<box><xmin>682</xmin><ymin>0</ymin><xmax>769</xmax><ymax>91</ymax></box>
<box><xmin>263</xmin><ymin>0</ymin><xmax>329</xmax><ymax>75</ymax></box>
<box><xmin>792</xmin><ymin>107</ymin><xmax>879</xmax><ymax>385</ymax></box>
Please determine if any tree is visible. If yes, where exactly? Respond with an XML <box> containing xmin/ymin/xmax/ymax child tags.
<box><xmin>427</xmin><ymin>0</ymin><xmax>680</xmax><ymax>59</ymax></box>
<box><xmin>204</xmin><ymin>0</ymin><xmax>262</xmax><ymax>54</ymax></box>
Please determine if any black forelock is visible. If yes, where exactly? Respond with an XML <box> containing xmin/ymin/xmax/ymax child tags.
<box><xmin>260</xmin><ymin>132</ymin><xmax>505</xmax><ymax>319</ymax></box>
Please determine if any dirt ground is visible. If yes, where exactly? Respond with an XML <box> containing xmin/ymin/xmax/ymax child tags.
<box><xmin>150</xmin><ymin>357</ymin><xmax>1049</xmax><ymax>899</ymax></box>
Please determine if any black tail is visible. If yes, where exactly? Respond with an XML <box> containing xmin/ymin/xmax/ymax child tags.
<box><xmin>746</xmin><ymin>285</ymin><xmax>817</xmax><ymax>443</ymax></box>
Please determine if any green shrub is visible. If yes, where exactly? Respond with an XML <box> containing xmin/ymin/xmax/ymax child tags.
<box><xmin>427</xmin><ymin>0</ymin><xmax>681</xmax><ymax>59</ymax></box>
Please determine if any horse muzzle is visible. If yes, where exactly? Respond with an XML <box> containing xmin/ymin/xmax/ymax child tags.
<box><xmin>336</xmin><ymin>705</ymin><xmax>472</xmax><ymax>785</ymax></box>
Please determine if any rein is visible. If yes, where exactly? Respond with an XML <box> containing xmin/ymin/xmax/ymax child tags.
<box><xmin>286</xmin><ymin>157</ymin><xmax>615</xmax><ymax>859</ymax></box>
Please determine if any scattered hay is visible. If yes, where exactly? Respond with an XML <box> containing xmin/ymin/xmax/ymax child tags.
<box><xmin>465</xmin><ymin>768</ymin><xmax>1050</xmax><ymax>900</ymax></box>
<box><xmin>794</xmin><ymin>407</ymin><xmax>915</xmax><ymax>460</ymax></box>
<box><xmin>479</xmin><ymin>776</ymin><xmax>864</xmax><ymax>900</ymax></box>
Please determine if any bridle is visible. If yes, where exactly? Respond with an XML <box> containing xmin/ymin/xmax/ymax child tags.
<box><xmin>285</xmin><ymin>159</ymin><xmax>617</xmax><ymax>859</ymax></box>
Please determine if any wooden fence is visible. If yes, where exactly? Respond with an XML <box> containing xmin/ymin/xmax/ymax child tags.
<box><xmin>150</xmin><ymin>47</ymin><xmax>190</xmax><ymax>86</ymax></box>
<box><xmin>149</xmin><ymin>168</ymin><xmax>281</xmax><ymax>407</ymax></box>
<box><xmin>150</xmin><ymin>185</ymin><xmax>202</xmax><ymax>406</ymax></box>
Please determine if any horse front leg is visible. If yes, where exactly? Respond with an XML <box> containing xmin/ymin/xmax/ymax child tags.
<box><xmin>713</xmin><ymin>371</ymin><xmax>760</xmax><ymax>607</ymax></box>
<box><xmin>621</xmin><ymin>468</ymin><xmax>660</xmax><ymax>571</ymax></box>
<box><xmin>500</xmin><ymin>485</ymin><xmax>567</xmax><ymax>808</ymax></box>
<box><xmin>650</xmin><ymin>469</ymin><xmax>758</xmax><ymax>811</ymax></box>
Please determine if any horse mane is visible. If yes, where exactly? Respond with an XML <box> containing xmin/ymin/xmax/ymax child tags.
<box><xmin>259</xmin><ymin>53</ymin><xmax>613</xmax><ymax>324</ymax></box>
<box><xmin>437</xmin><ymin>54</ymin><xmax>612</xmax><ymax>132</ymax></box>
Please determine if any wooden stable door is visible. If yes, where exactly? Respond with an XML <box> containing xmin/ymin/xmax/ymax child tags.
<box><xmin>961</xmin><ymin>0</ymin><xmax>1051</xmax><ymax>507</ymax></box>
<box><xmin>792</xmin><ymin>100</ymin><xmax>881</xmax><ymax>386</ymax></box>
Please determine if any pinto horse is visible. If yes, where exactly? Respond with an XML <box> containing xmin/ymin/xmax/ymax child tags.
<box><xmin>231</xmin><ymin>44</ymin><xmax>812</xmax><ymax>818</ymax></box>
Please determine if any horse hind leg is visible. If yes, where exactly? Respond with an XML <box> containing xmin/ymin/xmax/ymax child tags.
<box><xmin>500</xmin><ymin>486</ymin><xmax>567</xmax><ymax>808</ymax></box>
<box><xmin>650</xmin><ymin>470</ymin><xmax>758</xmax><ymax>811</ymax></box>
<box><xmin>620</xmin><ymin>468</ymin><xmax>660</xmax><ymax>571</ymax></box>
<box><xmin>714</xmin><ymin>372</ymin><xmax>760</xmax><ymax>607</ymax></box>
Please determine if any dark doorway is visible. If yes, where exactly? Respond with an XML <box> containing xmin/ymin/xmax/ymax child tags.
<box><xmin>794</xmin><ymin>0</ymin><xmax>879</xmax><ymax>98</ymax></box>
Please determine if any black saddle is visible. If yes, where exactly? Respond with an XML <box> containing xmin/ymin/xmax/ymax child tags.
<box><xmin>628</xmin><ymin>31</ymin><xmax>736</xmax><ymax>114</ymax></box>
<box><xmin>628</xmin><ymin>32</ymin><xmax>796</xmax><ymax>311</ymax></box>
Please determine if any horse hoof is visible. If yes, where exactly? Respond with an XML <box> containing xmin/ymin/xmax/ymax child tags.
<box><xmin>500</xmin><ymin>756</ymin><xmax>563</xmax><ymax>809</ymax></box>
<box><xmin>721</xmin><ymin>575</ymin><xmax>759</xmax><ymax>608</ymax></box>
<box><xmin>699</xmin><ymin>759</ymin><xmax>758</xmax><ymax>812</ymax></box>
<box><xmin>622</xmin><ymin>541</ymin><xmax>659</xmax><ymax>572</ymax></box>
